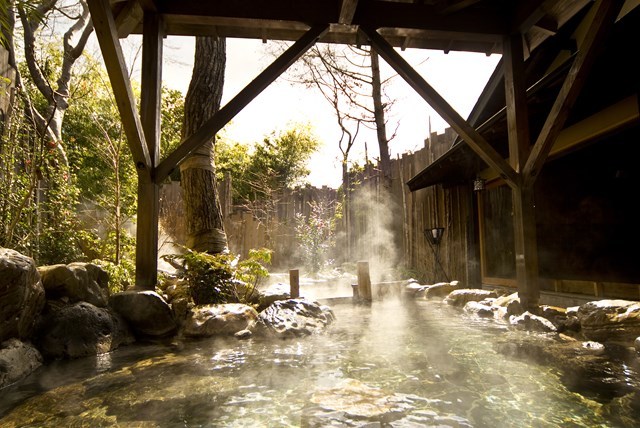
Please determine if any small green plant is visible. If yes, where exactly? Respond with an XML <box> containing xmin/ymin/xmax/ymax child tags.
<box><xmin>162</xmin><ymin>247</ymin><xmax>272</xmax><ymax>306</ymax></box>
<box><xmin>235</xmin><ymin>247</ymin><xmax>272</xmax><ymax>301</ymax></box>
<box><xmin>91</xmin><ymin>258</ymin><xmax>134</xmax><ymax>294</ymax></box>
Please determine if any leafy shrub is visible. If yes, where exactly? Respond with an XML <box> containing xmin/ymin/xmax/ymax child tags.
<box><xmin>91</xmin><ymin>258</ymin><xmax>134</xmax><ymax>294</ymax></box>
<box><xmin>162</xmin><ymin>247</ymin><xmax>272</xmax><ymax>306</ymax></box>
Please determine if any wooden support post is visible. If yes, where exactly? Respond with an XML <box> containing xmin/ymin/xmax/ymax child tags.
<box><xmin>135</xmin><ymin>11</ymin><xmax>163</xmax><ymax>290</ymax></box>
<box><xmin>512</xmin><ymin>185</ymin><xmax>539</xmax><ymax>309</ymax></box>
<box><xmin>289</xmin><ymin>269</ymin><xmax>300</xmax><ymax>298</ymax></box>
<box><xmin>504</xmin><ymin>32</ymin><xmax>539</xmax><ymax>310</ymax></box>
<box><xmin>357</xmin><ymin>261</ymin><xmax>372</xmax><ymax>302</ymax></box>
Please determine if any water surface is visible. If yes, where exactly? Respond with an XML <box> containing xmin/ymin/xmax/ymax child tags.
<box><xmin>0</xmin><ymin>298</ymin><xmax>634</xmax><ymax>427</ymax></box>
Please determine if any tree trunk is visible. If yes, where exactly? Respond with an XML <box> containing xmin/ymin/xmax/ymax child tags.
<box><xmin>370</xmin><ymin>50</ymin><xmax>391</xmax><ymax>185</ymax></box>
<box><xmin>180</xmin><ymin>36</ymin><xmax>228</xmax><ymax>254</ymax></box>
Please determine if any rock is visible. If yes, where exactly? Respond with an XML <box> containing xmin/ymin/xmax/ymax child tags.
<box><xmin>495</xmin><ymin>333</ymin><xmax>639</xmax><ymax>399</ymax></box>
<box><xmin>38</xmin><ymin>262</ymin><xmax>110</xmax><ymax>307</ymax></box>
<box><xmin>257</xmin><ymin>298</ymin><xmax>334</xmax><ymax>338</ymax></box>
<box><xmin>34</xmin><ymin>302</ymin><xmax>134</xmax><ymax>360</ymax></box>
<box><xmin>170</xmin><ymin>297</ymin><xmax>191</xmax><ymax>327</ymax></box>
<box><xmin>424</xmin><ymin>282</ymin><xmax>460</xmax><ymax>299</ymax></box>
<box><xmin>182</xmin><ymin>303</ymin><xmax>259</xmax><ymax>337</ymax></box>
<box><xmin>463</xmin><ymin>301</ymin><xmax>494</xmax><ymax>318</ymax></box>
<box><xmin>0</xmin><ymin>338</ymin><xmax>43</xmax><ymax>388</ymax></box>
<box><xmin>109</xmin><ymin>290</ymin><xmax>178</xmax><ymax>338</ymax></box>
<box><xmin>576</xmin><ymin>300</ymin><xmax>640</xmax><ymax>343</ymax></box>
<box><xmin>600</xmin><ymin>392</ymin><xmax>640</xmax><ymax>427</ymax></box>
<box><xmin>443</xmin><ymin>289</ymin><xmax>497</xmax><ymax>307</ymax></box>
<box><xmin>488</xmin><ymin>292</ymin><xmax>524</xmax><ymax>321</ymax></box>
<box><xmin>309</xmin><ymin>378</ymin><xmax>407</xmax><ymax>418</ymax></box>
<box><xmin>234</xmin><ymin>329</ymin><xmax>253</xmax><ymax>339</ymax></box>
<box><xmin>0</xmin><ymin>248</ymin><xmax>45</xmax><ymax>342</ymax></box>
<box><xmin>257</xmin><ymin>282</ymin><xmax>290</xmax><ymax>310</ymax></box>
<box><xmin>403</xmin><ymin>282</ymin><xmax>428</xmax><ymax>298</ymax></box>
<box><xmin>509</xmin><ymin>312</ymin><xmax>557</xmax><ymax>333</ymax></box>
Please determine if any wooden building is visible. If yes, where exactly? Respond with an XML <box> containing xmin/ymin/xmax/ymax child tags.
<box><xmin>88</xmin><ymin>0</ymin><xmax>638</xmax><ymax>309</ymax></box>
<box><xmin>408</xmin><ymin>2</ymin><xmax>640</xmax><ymax>305</ymax></box>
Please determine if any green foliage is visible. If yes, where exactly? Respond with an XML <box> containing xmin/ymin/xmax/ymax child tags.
<box><xmin>295</xmin><ymin>201</ymin><xmax>336</xmax><ymax>274</ymax></box>
<box><xmin>63</xmin><ymin>52</ymin><xmax>138</xmax><ymax>267</ymax></box>
<box><xmin>35</xmin><ymin>171</ymin><xmax>84</xmax><ymax>265</ymax></box>
<box><xmin>0</xmin><ymin>1</ymin><xmax>41</xmax><ymax>49</ymax></box>
<box><xmin>236</xmin><ymin>247</ymin><xmax>272</xmax><ymax>290</ymax></box>
<box><xmin>91</xmin><ymin>258</ymin><xmax>135</xmax><ymax>294</ymax></box>
<box><xmin>215</xmin><ymin>124</ymin><xmax>320</xmax><ymax>203</ymax></box>
<box><xmin>162</xmin><ymin>247</ymin><xmax>272</xmax><ymax>306</ymax></box>
<box><xmin>159</xmin><ymin>87</ymin><xmax>185</xmax><ymax>164</ymax></box>
<box><xmin>0</xmin><ymin>89</ymin><xmax>83</xmax><ymax>264</ymax></box>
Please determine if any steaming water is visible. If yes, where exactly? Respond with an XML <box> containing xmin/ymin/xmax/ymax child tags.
<box><xmin>0</xmin><ymin>298</ymin><xmax>630</xmax><ymax>427</ymax></box>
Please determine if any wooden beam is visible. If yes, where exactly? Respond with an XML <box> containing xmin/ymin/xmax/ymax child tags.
<box><xmin>512</xmin><ymin>185</ymin><xmax>539</xmax><ymax>309</ymax></box>
<box><xmin>523</xmin><ymin>0</ymin><xmax>623</xmax><ymax>186</ymax></box>
<box><xmin>504</xmin><ymin>33</ymin><xmax>530</xmax><ymax>170</ymax></box>
<box><xmin>156</xmin><ymin>0</ymin><xmax>337</xmax><ymax>26</ymax></box>
<box><xmin>114</xmin><ymin>0</ymin><xmax>142</xmax><ymax>38</ymax></box>
<box><xmin>87</xmin><ymin>0</ymin><xmax>151</xmax><ymax>170</ymax></box>
<box><xmin>504</xmin><ymin>32</ymin><xmax>539</xmax><ymax>309</ymax></box>
<box><xmin>360</xmin><ymin>26</ymin><xmax>518</xmax><ymax>187</ymax></box>
<box><xmin>354</xmin><ymin>0</ymin><xmax>506</xmax><ymax>37</ymax></box>
<box><xmin>339</xmin><ymin>0</ymin><xmax>359</xmax><ymax>25</ymax></box>
<box><xmin>155</xmin><ymin>24</ymin><xmax>329</xmax><ymax>183</ymax></box>
<box><xmin>436</xmin><ymin>0</ymin><xmax>482</xmax><ymax>15</ymax></box>
<box><xmin>510</xmin><ymin>0</ymin><xmax>548</xmax><ymax>33</ymax></box>
<box><xmin>135</xmin><ymin>11</ymin><xmax>163</xmax><ymax>290</ymax></box>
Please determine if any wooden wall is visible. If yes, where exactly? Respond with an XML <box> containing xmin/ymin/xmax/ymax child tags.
<box><xmin>159</xmin><ymin>127</ymin><xmax>478</xmax><ymax>285</ymax></box>
<box><xmin>347</xmin><ymin>128</ymin><xmax>477</xmax><ymax>285</ymax></box>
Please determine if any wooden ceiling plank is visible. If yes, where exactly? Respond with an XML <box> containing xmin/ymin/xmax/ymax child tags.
<box><xmin>88</xmin><ymin>0</ymin><xmax>151</xmax><ymax>170</ymax></box>
<box><xmin>523</xmin><ymin>0</ymin><xmax>624</xmax><ymax>184</ymax></box>
<box><xmin>436</xmin><ymin>0</ymin><xmax>482</xmax><ymax>15</ymax></box>
<box><xmin>360</xmin><ymin>26</ymin><xmax>518</xmax><ymax>187</ymax></box>
<box><xmin>155</xmin><ymin>24</ymin><xmax>330</xmax><ymax>183</ymax></box>
<box><xmin>339</xmin><ymin>0</ymin><xmax>359</xmax><ymax>25</ymax></box>
<box><xmin>156</xmin><ymin>0</ymin><xmax>338</xmax><ymax>25</ymax></box>
<box><xmin>355</xmin><ymin>0</ymin><xmax>506</xmax><ymax>36</ymax></box>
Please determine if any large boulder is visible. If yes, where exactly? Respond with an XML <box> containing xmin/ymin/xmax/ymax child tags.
<box><xmin>0</xmin><ymin>338</ymin><xmax>43</xmax><ymax>388</ymax></box>
<box><xmin>182</xmin><ymin>303</ymin><xmax>259</xmax><ymax>337</ymax></box>
<box><xmin>424</xmin><ymin>281</ymin><xmax>460</xmax><ymax>300</ymax></box>
<box><xmin>257</xmin><ymin>298</ymin><xmax>335</xmax><ymax>338</ymax></box>
<box><xmin>443</xmin><ymin>289</ymin><xmax>498</xmax><ymax>307</ymax></box>
<box><xmin>38</xmin><ymin>262</ymin><xmax>110</xmax><ymax>307</ymax></box>
<box><xmin>0</xmin><ymin>248</ymin><xmax>45</xmax><ymax>342</ymax></box>
<box><xmin>257</xmin><ymin>282</ymin><xmax>290</xmax><ymax>310</ymax></box>
<box><xmin>34</xmin><ymin>301</ymin><xmax>134</xmax><ymax>360</ymax></box>
<box><xmin>509</xmin><ymin>312</ymin><xmax>557</xmax><ymax>333</ymax></box>
<box><xmin>109</xmin><ymin>290</ymin><xmax>178</xmax><ymax>338</ymax></box>
<box><xmin>495</xmin><ymin>333</ymin><xmax>639</xmax><ymax>399</ymax></box>
<box><xmin>576</xmin><ymin>300</ymin><xmax>640</xmax><ymax>343</ymax></box>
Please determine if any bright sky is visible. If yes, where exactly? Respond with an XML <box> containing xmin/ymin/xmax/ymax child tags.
<box><xmin>135</xmin><ymin>36</ymin><xmax>500</xmax><ymax>189</ymax></box>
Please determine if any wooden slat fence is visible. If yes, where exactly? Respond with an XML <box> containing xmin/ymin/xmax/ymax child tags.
<box><xmin>159</xmin><ymin>127</ymin><xmax>478</xmax><ymax>285</ymax></box>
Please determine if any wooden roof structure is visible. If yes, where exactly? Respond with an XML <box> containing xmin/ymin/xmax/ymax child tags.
<box><xmin>407</xmin><ymin>1</ymin><xmax>640</xmax><ymax>191</ymax></box>
<box><xmin>88</xmin><ymin>0</ymin><xmax>637</xmax><ymax>309</ymax></box>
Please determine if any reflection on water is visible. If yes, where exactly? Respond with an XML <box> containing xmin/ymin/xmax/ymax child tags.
<box><xmin>0</xmin><ymin>298</ymin><xmax>634</xmax><ymax>427</ymax></box>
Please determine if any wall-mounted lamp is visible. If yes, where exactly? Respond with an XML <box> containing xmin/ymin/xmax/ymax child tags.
<box><xmin>424</xmin><ymin>227</ymin><xmax>445</xmax><ymax>246</ymax></box>
<box><xmin>473</xmin><ymin>177</ymin><xmax>486</xmax><ymax>192</ymax></box>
